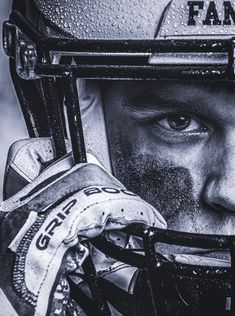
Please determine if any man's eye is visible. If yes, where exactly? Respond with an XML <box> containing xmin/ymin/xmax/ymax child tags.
<box><xmin>157</xmin><ymin>114</ymin><xmax>204</xmax><ymax>132</ymax></box>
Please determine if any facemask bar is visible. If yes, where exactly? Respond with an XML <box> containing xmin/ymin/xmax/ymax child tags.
<box><xmin>143</xmin><ymin>227</ymin><xmax>235</xmax><ymax>315</ymax></box>
<box><xmin>92</xmin><ymin>225</ymin><xmax>235</xmax><ymax>315</ymax></box>
<box><xmin>3</xmin><ymin>9</ymin><xmax>235</xmax><ymax>316</ymax></box>
<box><xmin>4</xmin><ymin>11</ymin><xmax>235</xmax><ymax>81</ymax></box>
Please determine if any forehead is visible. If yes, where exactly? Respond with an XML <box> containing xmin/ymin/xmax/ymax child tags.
<box><xmin>102</xmin><ymin>80</ymin><xmax>235</xmax><ymax>96</ymax></box>
<box><xmin>102</xmin><ymin>80</ymin><xmax>235</xmax><ymax>119</ymax></box>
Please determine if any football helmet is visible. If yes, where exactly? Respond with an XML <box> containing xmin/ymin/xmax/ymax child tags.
<box><xmin>3</xmin><ymin>0</ymin><xmax>235</xmax><ymax>315</ymax></box>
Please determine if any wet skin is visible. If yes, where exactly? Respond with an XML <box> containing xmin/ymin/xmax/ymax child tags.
<box><xmin>102</xmin><ymin>80</ymin><xmax>235</xmax><ymax>259</ymax></box>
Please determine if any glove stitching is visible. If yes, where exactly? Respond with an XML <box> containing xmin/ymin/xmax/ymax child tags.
<box><xmin>13</xmin><ymin>215</ymin><xmax>46</xmax><ymax>306</ymax></box>
<box><xmin>67</xmin><ymin>197</ymin><xmax>156</xmax><ymax>239</ymax></box>
<box><xmin>79</xmin><ymin>196</ymin><xmax>165</xmax><ymax>226</ymax></box>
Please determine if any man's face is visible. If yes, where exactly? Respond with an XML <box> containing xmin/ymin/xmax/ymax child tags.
<box><xmin>102</xmin><ymin>80</ymin><xmax>235</xmax><ymax>257</ymax></box>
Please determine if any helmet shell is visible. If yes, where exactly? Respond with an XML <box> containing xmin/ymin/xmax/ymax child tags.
<box><xmin>33</xmin><ymin>0</ymin><xmax>235</xmax><ymax>39</ymax></box>
<box><xmin>33</xmin><ymin>0</ymin><xmax>171</xmax><ymax>39</ymax></box>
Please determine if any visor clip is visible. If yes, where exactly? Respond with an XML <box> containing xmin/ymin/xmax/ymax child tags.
<box><xmin>17</xmin><ymin>38</ymin><xmax>38</xmax><ymax>80</ymax></box>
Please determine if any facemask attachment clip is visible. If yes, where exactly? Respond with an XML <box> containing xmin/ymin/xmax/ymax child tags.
<box><xmin>3</xmin><ymin>21</ymin><xmax>39</xmax><ymax>80</ymax></box>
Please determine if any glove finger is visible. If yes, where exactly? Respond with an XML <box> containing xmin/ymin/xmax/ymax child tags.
<box><xmin>0</xmin><ymin>163</ymin><xmax>124</xmax><ymax>251</ymax></box>
<box><xmin>4</xmin><ymin>138</ymin><xmax>71</xmax><ymax>199</ymax></box>
<box><xmin>1</xmin><ymin>163</ymin><xmax>125</xmax><ymax>215</ymax></box>
<box><xmin>64</xmin><ymin>187</ymin><xmax>166</xmax><ymax>243</ymax></box>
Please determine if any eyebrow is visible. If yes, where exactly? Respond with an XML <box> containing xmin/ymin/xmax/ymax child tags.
<box><xmin>122</xmin><ymin>91</ymin><xmax>212</xmax><ymax>120</ymax></box>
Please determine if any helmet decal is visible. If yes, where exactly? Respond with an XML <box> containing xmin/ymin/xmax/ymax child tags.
<box><xmin>158</xmin><ymin>0</ymin><xmax>235</xmax><ymax>38</ymax></box>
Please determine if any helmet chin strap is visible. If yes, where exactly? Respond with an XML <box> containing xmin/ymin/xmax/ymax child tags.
<box><xmin>77</xmin><ymin>79</ymin><xmax>112</xmax><ymax>173</ymax></box>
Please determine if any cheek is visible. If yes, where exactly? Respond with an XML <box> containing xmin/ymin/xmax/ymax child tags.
<box><xmin>133</xmin><ymin>134</ymin><xmax>210</xmax><ymax>204</ymax></box>
<box><xmin>125</xmin><ymin>159</ymin><xmax>196</xmax><ymax>224</ymax></box>
<box><xmin>109</xmin><ymin>136</ymin><xmax>198</xmax><ymax>228</ymax></box>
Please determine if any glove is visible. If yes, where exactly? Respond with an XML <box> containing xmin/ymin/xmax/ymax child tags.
<box><xmin>0</xmin><ymin>138</ymin><xmax>166</xmax><ymax>316</ymax></box>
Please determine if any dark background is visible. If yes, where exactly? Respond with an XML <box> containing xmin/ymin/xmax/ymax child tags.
<box><xmin>0</xmin><ymin>1</ymin><xmax>28</xmax><ymax>200</ymax></box>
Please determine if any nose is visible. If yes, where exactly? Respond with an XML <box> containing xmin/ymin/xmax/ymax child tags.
<box><xmin>204</xmin><ymin>133</ymin><xmax>235</xmax><ymax>212</ymax></box>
